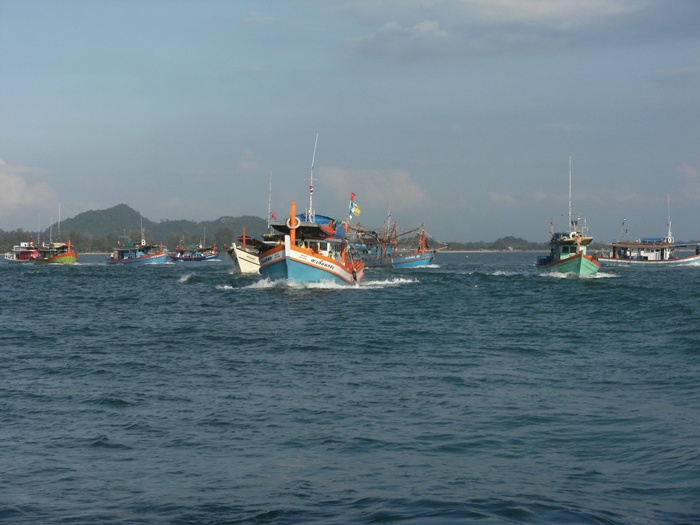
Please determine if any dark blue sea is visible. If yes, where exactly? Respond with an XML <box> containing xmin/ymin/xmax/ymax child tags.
<box><xmin>2</xmin><ymin>252</ymin><xmax>699</xmax><ymax>524</ymax></box>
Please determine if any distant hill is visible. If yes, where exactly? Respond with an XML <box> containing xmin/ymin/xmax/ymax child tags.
<box><xmin>56</xmin><ymin>204</ymin><xmax>268</xmax><ymax>240</ymax></box>
<box><xmin>0</xmin><ymin>203</ymin><xmax>269</xmax><ymax>252</ymax></box>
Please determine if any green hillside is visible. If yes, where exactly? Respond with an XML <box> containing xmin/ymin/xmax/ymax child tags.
<box><xmin>0</xmin><ymin>204</ymin><xmax>269</xmax><ymax>253</ymax></box>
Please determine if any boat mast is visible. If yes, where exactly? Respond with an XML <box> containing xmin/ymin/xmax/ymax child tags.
<box><xmin>58</xmin><ymin>204</ymin><xmax>61</xmax><ymax>240</ymax></box>
<box><xmin>306</xmin><ymin>133</ymin><xmax>318</xmax><ymax>222</ymax></box>
<box><xmin>666</xmin><ymin>193</ymin><xmax>673</xmax><ymax>242</ymax></box>
<box><xmin>140</xmin><ymin>213</ymin><xmax>146</xmax><ymax>245</ymax></box>
<box><xmin>267</xmin><ymin>171</ymin><xmax>273</xmax><ymax>229</ymax></box>
<box><xmin>568</xmin><ymin>156</ymin><xmax>573</xmax><ymax>231</ymax></box>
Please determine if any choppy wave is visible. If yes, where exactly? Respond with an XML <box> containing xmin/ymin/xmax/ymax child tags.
<box><xmin>2</xmin><ymin>251</ymin><xmax>699</xmax><ymax>524</ymax></box>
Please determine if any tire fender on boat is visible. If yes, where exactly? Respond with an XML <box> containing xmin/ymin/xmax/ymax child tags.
<box><xmin>286</xmin><ymin>217</ymin><xmax>300</xmax><ymax>230</ymax></box>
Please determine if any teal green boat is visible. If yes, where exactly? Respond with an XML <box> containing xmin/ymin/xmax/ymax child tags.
<box><xmin>536</xmin><ymin>231</ymin><xmax>600</xmax><ymax>276</ymax></box>
<box><xmin>535</xmin><ymin>157</ymin><xmax>601</xmax><ymax>276</ymax></box>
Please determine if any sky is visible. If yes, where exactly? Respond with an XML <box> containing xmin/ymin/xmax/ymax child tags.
<box><xmin>1</xmin><ymin>0</ymin><xmax>699</xmax><ymax>243</ymax></box>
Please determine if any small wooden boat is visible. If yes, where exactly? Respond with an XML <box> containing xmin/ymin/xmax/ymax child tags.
<box><xmin>168</xmin><ymin>244</ymin><xmax>219</xmax><ymax>262</ymax></box>
<box><xmin>107</xmin><ymin>239</ymin><xmax>167</xmax><ymax>265</ymax></box>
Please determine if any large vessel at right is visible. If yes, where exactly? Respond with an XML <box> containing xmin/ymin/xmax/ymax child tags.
<box><xmin>598</xmin><ymin>213</ymin><xmax>700</xmax><ymax>267</ymax></box>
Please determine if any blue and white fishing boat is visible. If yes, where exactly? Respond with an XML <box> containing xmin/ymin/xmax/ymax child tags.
<box><xmin>107</xmin><ymin>239</ymin><xmax>168</xmax><ymax>265</ymax></box>
<box><xmin>598</xmin><ymin>214</ymin><xmax>700</xmax><ymax>266</ymax></box>
<box><xmin>168</xmin><ymin>244</ymin><xmax>219</xmax><ymax>262</ymax></box>
<box><xmin>352</xmin><ymin>216</ymin><xmax>445</xmax><ymax>269</ymax></box>
<box><xmin>258</xmin><ymin>135</ymin><xmax>364</xmax><ymax>284</ymax></box>
<box><xmin>107</xmin><ymin>215</ymin><xmax>168</xmax><ymax>265</ymax></box>
<box><xmin>259</xmin><ymin>202</ymin><xmax>364</xmax><ymax>284</ymax></box>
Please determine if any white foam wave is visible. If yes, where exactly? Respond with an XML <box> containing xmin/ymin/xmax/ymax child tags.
<box><xmin>178</xmin><ymin>273</ymin><xmax>194</xmax><ymax>283</ymax></box>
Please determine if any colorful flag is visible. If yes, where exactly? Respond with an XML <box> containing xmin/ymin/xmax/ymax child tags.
<box><xmin>351</xmin><ymin>203</ymin><xmax>361</xmax><ymax>216</ymax></box>
<box><xmin>309</xmin><ymin>186</ymin><xmax>314</xmax><ymax>195</ymax></box>
<box><xmin>271</xmin><ymin>212</ymin><xmax>277</xmax><ymax>220</ymax></box>
<box><xmin>350</xmin><ymin>192</ymin><xmax>356</xmax><ymax>201</ymax></box>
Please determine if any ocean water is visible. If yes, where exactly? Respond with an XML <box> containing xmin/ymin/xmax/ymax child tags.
<box><xmin>1</xmin><ymin>252</ymin><xmax>699</xmax><ymax>524</ymax></box>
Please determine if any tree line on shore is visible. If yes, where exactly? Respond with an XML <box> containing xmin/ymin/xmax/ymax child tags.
<box><xmin>0</xmin><ymin>203</ymin><xmax>562</xmax><ymax>254</ymax></box>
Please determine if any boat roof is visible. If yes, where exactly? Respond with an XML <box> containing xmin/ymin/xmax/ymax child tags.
<box><xmin>551</xmin><ymin>232</ymin><xmax>594</xmax><ymax>245</ymax></box>
<box><xmin>270</xmin><ymin>214</ymin><xmax>347</xmax><ymax>239</ymax></box>
<box><xmin>603</xmin><ymin>239</ymin><xmax>698</xmax><ymax>248</ymax></box>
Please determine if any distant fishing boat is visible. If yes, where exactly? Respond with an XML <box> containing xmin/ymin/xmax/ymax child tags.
<box><xmin>106</xmin><ymin>215</ymin><xmax>167</xmax><ymax>265</ymax></box>
<box><xmin>107</xmin><ymin>239</ymin><xmax>168</xmax><ymax>265</ymax></box>
<box><xmin>5</xmin><ymin>206</ymin><xmax>78</xmax><ymax>264</ymax></box>
<box><xmin>31</xmin><ymin>241</ymin><xmax>78</xmax><ymax>264</ymax></box>
<box><xmin>168</xmin><ymin>227</ymin><xmax>219</xmax><ymax>262</ymax></box>
<box><xmin>598</xmin><ymin>207</ymin><xmax>700</xmax><ymax>266</ymax></box>
<box><xmin>535</xmin><ymin>158</ymin><xmax>601</xmax><ymax>276</ymax></box>
<box><xmin>168</xmin><ymin>243</ymin><xmax>219</xmax><ymax>262</ymax></box>
<box><xmin>391</xmin><ymin>224</ymin><xmax>446</xmax><ymax>268</ymax></box>
<box><xmin>352</xmin><ymin>216</ymin><xmax>445</xmax><ymax>269</ymax></box>
<box><xmin>4</xmin><ymin>238</ymin><xmax>40</xmax><ymax>262</ymax></box>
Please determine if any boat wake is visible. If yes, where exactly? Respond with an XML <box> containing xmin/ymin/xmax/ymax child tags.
<box><xmin>217</xmin><ymin>277</ymin><xmax>418</xmax><ymax>291</ymax></box>
<box><xmin>360</xmin><ymin>277</ymin><xmax>418</xmax><ymax>288</ymax></box>
<box><xmin>542</xmin><ymin>271</ymin><xmax>619</xmax><ymax>279</ymax></box>
<box><xmin>178</xmin><ymin>273</ymin><xmax>195</xmax><ymax>283</ymax></box>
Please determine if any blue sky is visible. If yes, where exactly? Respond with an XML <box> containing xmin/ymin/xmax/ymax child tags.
<box><xmin>2</xmin><ymin>0</ymin><xmax>699</xmax><ymax>242</ymax></box>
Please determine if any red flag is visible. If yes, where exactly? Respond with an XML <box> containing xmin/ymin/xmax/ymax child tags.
<box><xmin>271</xmin><ymin>212</ymin><xmax>277</xmax><ymax>220</ymax></box>
<box><xmin>350</xmin><ymin>192</ymin><xmax>356</xmax><ymax>201</ymax></box>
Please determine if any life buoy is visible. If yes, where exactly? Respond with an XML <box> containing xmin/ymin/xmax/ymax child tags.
<box><xmin>286</xmin><ymin>217</ymin><xmax>300</xmax><ymax>230</ymax></box>
<box><xmin>569</xmin><ymin>232</ymin><xmax>577</xmax><ymax>239</ymax></box>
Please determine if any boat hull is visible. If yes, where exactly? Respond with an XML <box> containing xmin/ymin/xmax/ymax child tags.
<box><xmin>231</xmin><ymin>244</ymin><xmax>261</xmax><ymax>274</ymax></box>
<box><xmin>598</xmin><ymin>253</ymin><xmax>700</xmax><ymax>267</ymax></box>
<box><xmin>537</xmin><ymin>253</ymin><xmax>601</xmax><ymax>276</ymax></box>
<box><xmin>106</xmin><ymin>253</ymin><xmax>168</xmax><ymax>265</ymax></box>
<box><xmin>391</xmin><ymin>251</ymin><xmax>434</xmax><ymax>268</ymax></box>
<box><xmin>168</xmin><ymin>253</ymin><xmax>219</xmax><ymax>262</ymax></box>
<box><xmin>259</xmin><ymin>240</ymin><xmax>363</xmax><ymax>284</ymax></box>
<box><xmin>32</xmin><ymin>252</ymin><xmax>78</xmax><ymax>265</ymax></box>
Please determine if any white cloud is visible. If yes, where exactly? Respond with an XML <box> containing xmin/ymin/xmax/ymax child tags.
<box><xmin>488</xmin><ymin>191</ymin><xmax>518</xmax><ymax>206</ymax></box>
<box><xmin>348</xmin><ymin>20</ymin><xmax>455</xmax><ymax>61</ymax></box>
<box><xmin>320</xmin><ymin>166</ymin><xmax>435</xmax><ymax>214</ymax></box>
<box><xmin>238</xmin><ymin>148</ymin><xmax>260</xmax><ymax>170</ymax></box>
<box><xmin>343</xmin><ymin>0</ymin><xmax>698</xmax><ymax>60</ymax></box>
<box><xmin>0</xmin><ymin>160</ymin><xmax>57</xmax><ymax>220</ymax></box>
<box><xmin>677</xmin><ymin>164</ymin><xmax>700</xmax><ymax>200</ymax></box>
